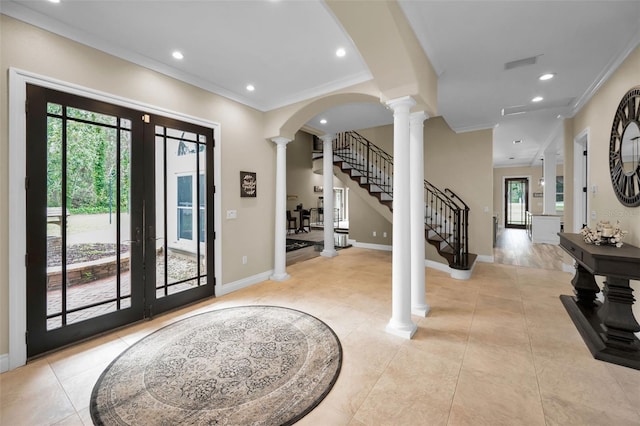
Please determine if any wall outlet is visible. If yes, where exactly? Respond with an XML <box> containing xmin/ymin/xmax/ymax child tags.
<box><xmin>591</xmin><ymin>211</ymin><xmax>597</xmax><ymax>220</ymax></box>
<box><xmin>372</xmin><ymin>231</ymin><xmax>376</xmax><ymax>237</ymax></box>
<box><xmin>383</xmin><ymin>232</ymin><xmax>387</xmax><ymax>238</ymax></box>
<box><xmin>242</xmin><ymin>255</ymin><xmax>247</xmax><ymax>265</ymax></box>
<box><xmin>226</xmin><ymin>210</ymin><xmax>237</xmax><ymax>219</ymax></box>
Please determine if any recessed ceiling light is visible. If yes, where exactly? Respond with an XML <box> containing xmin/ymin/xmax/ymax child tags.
<box><xmin>508</xmin><ymin>157</ymin><xmax>515</xmax><ymax>160</ymax></box>
<box><xmin>532</xmin><ymin>96</ymin><xmax>543</xmax><ymax>103</ymax></box>
<box><xmin>48</xmin><ymin>0</ymin><xmax>60</xmax><ymax>3</ymax></box>
<box><xmin>513</xmin><ymin>140</ymin><xmax>523</xmax><ymax>144</ymax></box>
<box><xmin>539</xmin><ymin>73</ymin><xmax>555</xmax><ymax>81</ymax></box>
<box><xmin>172</xmin><ymin>51</ymin><xmax>184</xmax><ymax>60</ymax></box>
<box><xmin>246</xmin><ymin>84</ymin><xmax>255</xmax><ymax>92</ymax></box>
<box><xmin>335</xmin><ymin>48</ymin><xmax>346</xmax><ymax>58</ymax></box>
<box><xmin>320</xmin><ymin>119</ymin><xmax>327</xmax><ymax>124</ymax></box>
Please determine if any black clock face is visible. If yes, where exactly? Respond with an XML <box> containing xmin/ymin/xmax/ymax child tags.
<box><xmin>609</xmin><ymin>87</ymin><xmax>640</xmax><ymax>207</ymax></box>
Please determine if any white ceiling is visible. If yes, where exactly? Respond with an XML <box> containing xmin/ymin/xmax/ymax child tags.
<box><xmin>3</xmin><ymin>0</ymin><xmax>639</xmax><ymax>168</ymax></box>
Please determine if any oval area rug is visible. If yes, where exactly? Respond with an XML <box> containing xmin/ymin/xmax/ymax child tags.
<box><xmin>90</xmin><ymin>305</ymin><xmax>342</xmax><ymax>425</ymax></box>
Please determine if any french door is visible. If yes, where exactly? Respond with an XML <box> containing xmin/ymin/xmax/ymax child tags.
<box><xmin>25</xmin><ymin>85</ymin><xmax>215</xmax><ymax>357</ymax></box>
<box><xmin>504</xmin><ymin>177</ymin><xmax>529</xmax><ymax>229</ymax></box>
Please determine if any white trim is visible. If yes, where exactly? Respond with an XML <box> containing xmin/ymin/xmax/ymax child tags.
<box><xmin>477</xmin><ymin>254</ymin><xmax>494</xmax><ymax>263</ymax></box>
<box><xmin>562</xmin><ymin>262</ymin><xmax>575</xmax><ymax>274</ymax></box>
<box><xmin>349</xmin><ymin>240</ymin><xmax>393</xmax><ymax>251</ymax></box>
<box><xmin>573</xmin><ymin>128</ymin><xmax>589</xmax><ymax>232</ymax></box>
<box><xmin>0</xmin><ymin>354</ymin><xmax>9</xmax><ymax>373</ymax></box>
<box><xmin>8</xmin><ymin>68</ymin><xmax>223</xmax><ymax>370</ymax></box>
<box><xmin>571</xmin><ymin>27</ymin><xmax>640</xmax><ymax>116</ymax></box>
<box><xmin>449</xmin><ymin>120</ymin><xmax>496</xmax><ymax>134</ymax></box>
<box><xmin>425</xmin><ymin>259</ymin><xmax>475</xmax><ymax>280</ymax></box>
<box><xmin>216</xmin><ymin>270</ymin><xmax>274</xmax><ymax>297</ymax></box>
<box><xmin>1</xmin><ymin>2</ymin><xmax>373</xmax><ymax>112</ymax></box>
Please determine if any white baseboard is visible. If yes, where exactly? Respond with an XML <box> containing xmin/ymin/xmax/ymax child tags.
<box><xmin>216</xmin><ymin>270</ymin><xmax>273</xmax><ymax>297</ymax></box>
<box><xmin>562</xmin><ymin>262</ymin><xmax>575</xmax><ymax>273</ymax></box>
<box><xmin>425</xmin><ymin>258</ymin><xmax>477</xmax><ymax>280</ymax></box>
<box><xmin>477</xmin><ymin>254</ymin><xmax>494</xmax><ymax>263</ymax></box>
<box><xmin>349</xmin><ymin>240</ymin><xmax>392</xmax><ymax>251</ymax></box>
<box><xmin>425</xmin><ymin>259</ymin><xmax>449</xmax><ymax>273</ymax></box>
<box><xmin>0</xmin><ymin>353</ymin><xmax>9</xmax><ymax>373</ymax></box>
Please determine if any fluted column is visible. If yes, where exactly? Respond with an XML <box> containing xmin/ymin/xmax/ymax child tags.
<box><xmin>385</xmin><ymin>96</ymin><xmax>417</xmax><ymax>339</ymax></box>
<box><xmin>410</xmin><ymin>111</ymin><xmax>430</xmax><ymax>317</ymax></box>
<box><xmin>270</xmin><ymin>137</ymin><xmax>291</xmax><ymax>281</ymax></box>
<box><xmin>321</xmin><ymin>134</ymin><xmax>338</xmax><ymax>258</ymax></box>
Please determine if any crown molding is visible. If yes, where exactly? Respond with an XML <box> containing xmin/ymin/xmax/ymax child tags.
<box><xmin>571</xmin><ymin>27</ymin><xmax>640</xmax><ymax>116</ymax></box>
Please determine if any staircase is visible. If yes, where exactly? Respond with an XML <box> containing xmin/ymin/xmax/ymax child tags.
<box><xmin>330</xmin><ymin>131</ymin><xmax>476</xmax><ymax>271</ymax></box>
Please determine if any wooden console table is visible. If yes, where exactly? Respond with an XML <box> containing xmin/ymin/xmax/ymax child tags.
<box><xmin>558</xmin><ymin>233</ymin><xmax>640</xmax><ymax>370</ymax></box>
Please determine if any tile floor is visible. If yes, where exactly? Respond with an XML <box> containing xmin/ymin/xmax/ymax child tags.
<box><xmin>2</xmin><ymin>248</ymin><xmax>640</xmax><ymax>425</ymax></box>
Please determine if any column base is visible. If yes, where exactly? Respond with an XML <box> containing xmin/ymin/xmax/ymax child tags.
<box><xmin>270</xmin><ymin>272</ymin><xmax>290</xmax><ymax>282</ymax></box>
<box><xmin>321</xmin><ymin>249</ymin><xmax>338</xmax><ymax>258</ymax></box>
<box><xmin>385</xmin><ymin>320</ymin><xmax>417</xmax><ymax>339</ymax></box>
<box><xmin>412</xmin><ymin>304</ymin><xmax>431</xmax><ymax>317</ymax></box>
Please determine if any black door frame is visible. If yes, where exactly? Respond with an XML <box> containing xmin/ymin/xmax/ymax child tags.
<box><xmin>25</xmin><ymin>84</ymin><xmax>215</xmax><ymax>357</ymax></box>
<box><xmin>504</xmin><ymin>177</ymin><xmax>529</xmax><ymax>229</ymax></box>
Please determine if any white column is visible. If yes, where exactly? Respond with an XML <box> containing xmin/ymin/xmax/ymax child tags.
<box><xmin>321</xmin><ymin>134</ymin><xmax>338</xmax><ymax>258</ymax></box>
<box><xmin>410</xmin><ymin>111</ymin><xmax>430</xmax><ymax>317</ymax></box>
<box><xmin>543</xmin><ymin>145</ymin><xmax>557</xmax><ymax>215</ymax></box>
<box><xmin>385</xmin><ymin>96</ymin><xmax>417</xmax><ymax>339</ymax></box>
<box><xmin>271</xmin><ymin>137</ymin><xmax>291</xmax><ymax>281</ymax></box>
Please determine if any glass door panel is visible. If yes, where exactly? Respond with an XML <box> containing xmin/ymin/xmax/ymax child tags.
<box><xmin>505</xmin><ymin>178</ymin><xmax>529</xmax><ymax>229</ymax></box>
<box><xmin>150</xmin><ymin>120</ymin><xmax>212</xmax><ymax>309</ymax></box>
<box><xmin>46</xmin><ymin>106</ymin><xmax>132</xmax><ymax>328</ymax></box>
<box><xmin>26</xmin><ymin>85</ymin><xmax>214</xmax><ymax>357</ymax></box>
<box><xmin>27</xmin><ymin>84</ymin><xmax>145</xmax><ymax>357</ymax></box>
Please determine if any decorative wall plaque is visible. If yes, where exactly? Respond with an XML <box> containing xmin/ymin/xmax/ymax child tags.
<box><xmin>240</xmin><ymin>171</ymin><xmax>257</xmax><ymax>197</ymax></box>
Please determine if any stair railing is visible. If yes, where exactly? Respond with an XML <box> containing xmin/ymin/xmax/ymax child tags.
<box><xmin>333</xmin><ymin>131</ymin><xmax>471</xmax><ymax>270</ymax></box>
<box><xmin>446</xmin><ymin>188</ymin><xmax>471</xmax><ymax>269</ymax></box>
<box><xmin>335</xmin><ymin>131</ymin><xmax>393</xmax><ymax>199</ymax></box>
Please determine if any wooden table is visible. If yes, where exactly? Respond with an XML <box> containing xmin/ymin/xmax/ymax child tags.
<box><xmin>558</xmin><ymin>233</ymin><xmax>640</xmax><ymax>370</ymax></box>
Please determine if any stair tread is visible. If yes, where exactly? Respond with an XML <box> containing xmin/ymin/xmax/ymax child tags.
<box><xmin>450</xmin><ymin>253</ymin><xmax>478</xmax><ymax>270</ymax></box>
<box><xmin>427</xmin><ymin>233</ymin><xmax>452</xmax><ymax>242</ymax></box>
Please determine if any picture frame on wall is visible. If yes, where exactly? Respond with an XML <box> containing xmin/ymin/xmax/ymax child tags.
<box><xmin>240</xmin><ymin>171</ymin><xmax>257</xmax><ymax>197</ymax></box>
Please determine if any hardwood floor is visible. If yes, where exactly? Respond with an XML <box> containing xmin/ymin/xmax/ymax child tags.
<box><xmin>286</xmin><ymin>229</ymin><xmax>328</xmax><ymax>266</ymax></box>
<box><xmin>494</xmin><ymin>227</ymin><xmax>566</xmax><ymax>271</ymax></box>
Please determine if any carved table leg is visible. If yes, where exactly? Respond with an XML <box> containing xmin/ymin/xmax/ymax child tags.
<box><xmin>598</xmin><ymin>276</ymin><xmax>640</xmax><ymax>352</ymax></box>
<box><xmin>571</xmin><ymin>264</ymin><xmax>600</xmax><ymax>308</ymax></box>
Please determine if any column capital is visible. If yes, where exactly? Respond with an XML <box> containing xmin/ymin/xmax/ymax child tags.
<box><xmin>385</xmin><ymin>96</ymin><xmax>416</xmax><ymax>112</ymax></box>
<box><xmin>320</xmin><ymin>134</ymin><xmax>335</xmax><ymax>143</ymax></box>
<box><xmin>410</xmin><ymin>111</ymin><xmax>429</xmax><ymax>124</ymax></box>
<box><xmin>271</xmin><ymin>136</ymin><xmax>291</xmax><ymax>146</ymax></box>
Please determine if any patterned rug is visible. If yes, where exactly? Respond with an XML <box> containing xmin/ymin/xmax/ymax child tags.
<box><xmin>286</xmin><ymin>238</ymin><xmax>315</xmax><ymax>252</ymax></box>
<box><xmin>90</xmin><ymin>306</ymin><xmax>342</xmax><ymax>425</ymax></box>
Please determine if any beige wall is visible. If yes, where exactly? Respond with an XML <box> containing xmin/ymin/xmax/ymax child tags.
<box><xmin>285</xmin><ymin>131</ymin><xmax>345</xmax><ymax>216</ymax></box>
<box><xmin>347</xmin><ymin>117</ymin><xmax>494</xmax><ymax>260</ymax></box>
<box><xmin>0</xmin><ymin>16</ymin><xmax>275</xmax><ymax>354</ymax></box>
<box><xmin>571</xmin><ymin>44</ymin><xmax>640</xmax><ymax>320</ymax></box>
<box><xmin>573</xmin><ymin>45</ymin><xmax>640</xmax><ymax>247</ymax></box>
<box><xmin>349</xmin><ymin>192</ymin><xmax>393</xmax><ymax>245</ymax></box>
<box><xmin>425</xmin><ymin>117</ymin><xmax>494</xmax><ymax>259</ymax></box>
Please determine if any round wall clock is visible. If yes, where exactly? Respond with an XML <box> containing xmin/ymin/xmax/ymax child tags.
<box><xmin>609</xmin><ymin>87</ymin><xmax>640</xmax><ymax>207</ymax></box>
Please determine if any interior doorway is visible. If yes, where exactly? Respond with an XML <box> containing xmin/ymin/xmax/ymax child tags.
<box><xmin>504</xmin><ymin>177</ymin><xmax>529</xmax><ymax>229</ymax></box>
